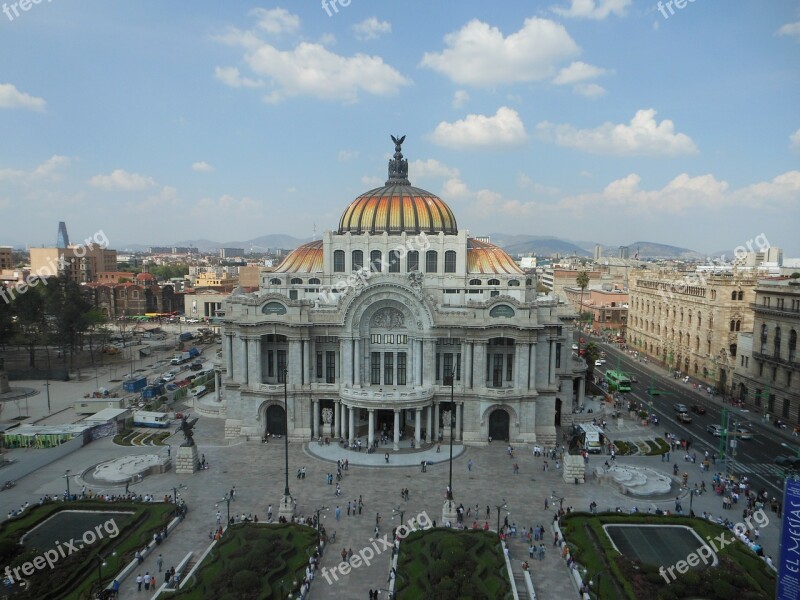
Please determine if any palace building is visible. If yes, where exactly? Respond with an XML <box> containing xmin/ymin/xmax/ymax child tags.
<box><xmin>220</xmin><ymin>137</ymin><xmax>585</xmax><ymax>447</ymax></box>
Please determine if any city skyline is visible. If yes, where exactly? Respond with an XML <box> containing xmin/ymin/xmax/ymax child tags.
<box><xmin>1</xmin><ymin>1</ymin><xmax>799</xmax><ymax>253</ymax></box>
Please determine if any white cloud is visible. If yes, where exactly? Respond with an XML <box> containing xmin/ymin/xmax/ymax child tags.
<box><xmin>214</xmin><ymin>66</ymin><xmax>264</xmax><ymax>89</ymax></box>
<box><xmin>517</xmin><ymin>173</ymin><xmax>560</xmax><ymax>195</ymax></box>
<box><xmin>730</xmin><ymin>171</ymin><xmax>800</xmax><ymax>208</ymax></box>
<box><xmin>251</xmin><ymin>7</ymin><xmax>300</xmax><ymax>35</ymax></box>
<box><xmin>574</xmin><ymin>83</ymin><xmax>606</xmax><ymax>97</ymax></box>
<box><xmin>410</xmin><ymin>159</ymin><xmax>460</xmax><ymax>180</ymax></box>
<box><xmin>537</xmin><ymin>109</ymin><xmax>698</xmax><ymax>156</ymax></box>
<box><xmin>790</xmin><ymin>128</ymin><xmax>800</xmax><ymax>151</ymax></box>
<box><xmin>452</xmin><ymin>90</ymin><xmax>470</xmax><ymax>108</ymax></box>
<box><xmin>420</xmin><ymin>18</ymin><xmax>579</xmax><ymax>86</ymax></box>
<box><xmin>0</xmin><ymin>83</ymin><xmax>46</xmax><ymax>111</ymax></box>
<box><xmin>338</xmin><ymin>150</ymin><xmax>359</xmax><ymax>161</ymax></box>
<box><xmin>441</xmin><ymin>177</ymin><xmax>471</xmax><ymax>199</ymax></box>
<box><xmin>192</xmin><ymin>161</ymin><xmax>215</xmax><ymax>172</ymax></box>
<box><xmin>125</xmin><ymin>186</ymin><xmax>180</xmax><ymax>213</ymax></box>
<box><xmin>553</xmin><ymin>61</ymin><xmax>607</xmax><ymax>85</ymax></box>
<box><xmin>361</xmin><ymin>175</ymin><xmax>383</xmax><ymax>188</ymax></box>
<box><xmin>0</xmin><ymin>155</ymin><xmax>70</xmax><ymax>183</ymax></box>
<box><xmin>552</xmin><ymin>0</ymin><xmax>632</xmax><ymax>20</ymax></box>
<box><xmin>353</xmin><ymin>17</ymin><xmax>391</xmax><ymax>41</ymax></box>
<box><xmin>89</xmin><ymin>169</ymin><xmax>157</xmax><ymax>191</ymax></box>
<box><xmin>193</xmin><ymin>194</ymin><xmax>259</xmax><ymax>216</ymax></box>
<box><xmin>777</xmin><ymin>22</ymin><xmax>800</xmax><ymax>38</ymax></box>
<box><xmin>430</xmin><ymin>107</ymin><xmax>528</xmax><ymax>149</ymax></box>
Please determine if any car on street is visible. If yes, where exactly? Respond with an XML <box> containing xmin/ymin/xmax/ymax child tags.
<box><xmin>775</xmin><ymin>456</ymin><xmax>800</xmax><ymax>470</ymax></box>
<box><xmin>629</xmin><ymin>374</ymin><xmax>638</xmax><ymax>383</ymax></box>
<box><xmin>162</xmin><ymin>373</ymin><xmax>175</xmax><ymax>382</ymax></box>
<box><xmin>595</xmin><ymin>360</ymin><xmax>602</xmax><ymax>366</ymax></box>
<box><xmin>677</xmin><ymin>412</ymin><xmax>693</xmax><ymax>424</ymax></box>
<box><xmin>690</xmin><ymin>405</ymin><xmax>706</xmax><ymax>415</ymax></box>
<box><xmin>733</xmin><ymin>427</ymin><xmax>753</xmax><ymax>440</ymax></box>
<box><xmin>706</xmin><ymin>424</ymin><xmax>723</xmax><ymax>437</ymax></box>
<box><xmin>673</xmin><ymin>403</ymin><xmax>689</xmax><ymax>413</ymax></box>
<box><xmin>190</xmin><ymin>362</ymin><xmax>203</xmax><ymax>371</ymax></box>
<box><xmin>572</xmin><ymin>343</ymin><xmax>579</xmax><ymax>351</ymax></box>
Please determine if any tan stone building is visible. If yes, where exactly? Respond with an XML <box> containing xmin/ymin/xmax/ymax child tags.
<box><xmin>731</xmin><ymin>278</ymin><xmax>800</xmax><ymax>425</ymax></box>
<box><xmin>541</xmin><ymin>268</ymin><xmax>602</xmax><ymax>299</ymax></box>
<box><xmin>0</xmin><ymin>246</ymin><xmax>13</xmax><ymax>270</ymax></box>
<box><xmin>627</xmin><ymin>269</ymin><xmax>757</xmax><ymax>392</ymax></box>
<box><xmin>563</xmin><ymin>287</ymin><xmax>629</xmax><ymax>337</ymax></box>
<box><xmin>30</xmin><ymin>246</ymin><xmax>117</xmax><ymax>283</ymax></box>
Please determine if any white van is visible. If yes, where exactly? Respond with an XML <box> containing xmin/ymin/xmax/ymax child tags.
<box><xmin>190</xmin><ymin>385</ymin><xmax>208</xmax><ymax>398</ymax></box>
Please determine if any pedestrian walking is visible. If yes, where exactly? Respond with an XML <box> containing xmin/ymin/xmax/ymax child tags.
<box><xmin>467</xmin><ymin>459</ymin><xmax>473</xmax><ymax>472</ymax></box>
<box><xmin>335</xmin><ymin>506</ymin><xmax>341</xmax><ymax>521</ymax></box>
<box><xmin>136</xmin><ymin>574</ymin><xmax>143</xmax><ymax>591</ymax></box>
<box><xmin>156</xmin><ymin>554</ymin><xmax>163</xmax><ymax>572</ymax></box>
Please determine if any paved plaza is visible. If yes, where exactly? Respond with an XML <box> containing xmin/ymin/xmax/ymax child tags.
<box><xmin>0</xmin><ymin>404</ymin><xmax>785</xmax><ymax>600</ymax></box>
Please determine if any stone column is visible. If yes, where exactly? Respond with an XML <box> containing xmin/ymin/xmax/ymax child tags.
<box><xmin>393</xmin><ymin>409</ymin><xmax>400</xmax><ymax>451</ymax></box>
<box><xmin>549</xmin><ymin>340</ymin><xmax>557</xmax><ymax>385</ymax></box>
<box><xmin>240</xmin><ymin>336</ymin><xmax>249</xmax><ymax>385</ymax></box>
<box><xmin>433</xmin><ymin>403</ymin><xmax>440</xmax><ymax>441</ymax></box>
<box><xmin>417</xmin><ymin>339</ymin><xmax>424</xmax><ymax>385</ymax></box>
<box><xmin>248</xmin><ymin>337</ymin><xmax>261</xmax><ymax>387</ymax></box>
<box><xmin>368</xmin><ymin>409</ymin><xmax>375</xmax><ymax>447</ymax></box>
<box><xmin>426</xmin><ymin>405</ymin><xmax>432</xmax><ymax>444</ymax></box>
<box><xmin>529</xmin><ymin>342</ymin><xmax>537</xmax><ymax>391</ymax></box>
<box><xmin>348</xmin><ymin>405</ymin><xmax>355</xmax><ymax>443</ymax></box>
<box><xmin>414</xmin><ymin>408</ymin><xmax>422</xmax><ymax>444</ymax></box>
<box><xmin>455</xmin><ymin>403</ymin><xmax>462</xmax><ymax>441</ymax></box>
<box><xmin>464</xmin><ymin>341</ymin><xmax>473</xmax><ymax>389</ymax></box>
<box><xmin>215</xmin><ymin>370</ymin><xmax>221</xmax><ymax>402</ymax></box>
<box><xmin>341</xmin><ymin>339</ymin><xmax>352</xmax><ymax>386</ymax></box>
<box><xmin>473</xmin><ymin>341</ymin><xmax>485</xmax><ymax>390</ymax></box>
<box><xmin>303</xmin><ymin>339</ymin><xmax>310</xmax><ymax>386</ymax></box>
<box><xmin>341</xmin><ymin>405</ymin><xmax>347</xmax><ymax>439</ymax></box>
<box><xmin>515</xmin><ymin>343</ymin><xmax>529</xmax><ymax>390</ymax></box>
<box><xmin>312</xmin><ymin>399</ymin><xmax>320</xmax><ymax>439</ymax></box>
<box><xmin>353</xmin><ymin>339</ymin><xmax>361</xmax><ymax>387</ymax></box>
<box><xmin>335</xmin><ymin>402</ymin><xmax>342</xmax><ymax>438</ymax></box>
<box><xmin>423</xmin><ymin>340</ymin><xmax>435</xmax><ymax>385</ymax></box>
<box><xmin>309</xmin><ymin>337</ymin><xmax>316</xmax><ymax>384</ymax></box>
<box><xmin>225</xmin><ymin>334</ymin><xmax>234</xmax><ymax>380</ymax></box>
<box><xmin>289</xmin><ymin>340</ymin><xmax>302</xmax><ymax>385</ymax></box>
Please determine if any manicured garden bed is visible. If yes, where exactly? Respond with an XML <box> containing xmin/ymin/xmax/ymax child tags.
<box><xmin>395</xmin><ymin>529</ymin><xmax>512</xmax><ymax>600</ymax></box>
<box><xmin>560</xmin><ymin>512</ymin><xmax>775</xmax><ymax>600</ymax></box>
<box><xmin>1</xmin><ymin>500</ymin><xmax>178</xmax><ymax>599</ymax></box>
<box><xmin>166</xmin><ymin>523</ymin><xmax>317</xmax><ymax>600</ymax></box>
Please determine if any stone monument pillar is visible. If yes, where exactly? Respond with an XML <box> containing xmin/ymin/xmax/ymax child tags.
<box><xmin>175</xmin><ymin>416</ymin><xmax>200</xmax><ymax>474</ymax></box>
<box><xmin>321</xmin><ymin>406</ymin><xmax>333</xmax><ymax>439</ymax></box>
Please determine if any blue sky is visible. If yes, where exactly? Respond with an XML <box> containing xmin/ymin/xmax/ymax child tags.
<box><xmin>1</xmin><ymin>0</ymin><xmax>799</xmax><ymax>254</ymax></box>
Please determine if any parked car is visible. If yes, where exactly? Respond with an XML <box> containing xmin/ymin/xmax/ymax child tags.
<box><xmin>706</xmin><ymin>424</ymin><xmax>723</xmax><ymax>437</ymax></box>
<box><xmin>162</xmin><ymin>373</ymin><xmax>175</xmax><ymax>382</ymax></box>
<box><xmin>673</xmin><ymin>403</ymin><xmax>689</xmax><ymax>413</ymax></box>
<box><xmin>690</xmin><ymin>405</ymin><xmax>706</xmax><ymax>415</ymax></box>
<box><xmin>733</xmin><ymin>427</ymin><xmax>753</xmax><ymax>440</ymax></box>
<box><xmin>190</xmin><ymin>362</ymin><xmax>203</xmax><ymax>371</ymax></box>
<box><xmin>677</xmin><ymin>412</ymin><xmax>693</xmax><ymax>424</ymax></box>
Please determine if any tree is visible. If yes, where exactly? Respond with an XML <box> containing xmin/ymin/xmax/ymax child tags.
<box><xmin>576</xmin><ymin>271</ymin><xmax>590</xmax><ymax>330</ymax></box>
<box><xmin>43</xmin><ymin>275</ymin><xmax>94</xmax><ymax>375</ymax></box>
<box><xmin>585</xmin><ymin>342</ymin><xmax>600</xmax><ymax>378</ymax></box>
<box><xmin>12</xmin><ymin>283</ymin><xmax>46</xmax><ymax>367</ymax></box>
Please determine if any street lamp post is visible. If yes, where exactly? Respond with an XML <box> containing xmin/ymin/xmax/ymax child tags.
<box><xmin>44</xmin><ymin>380</ymin><xmax>51</xmax><ymax>414</ymax></box>
<box><xmin>441</xmin><ymin>372</ymin><xmax>458</xmax><ymax>526</ymax></box>
<box><xmin>64</xmin><ymin>469</ymin><xmax>71</xmax><ymax>499</ymax></box>
<box><xmin>223</xmin><ymin>492</ymin><xmax>231</xmax><ymax>525</ymax></box>
<box><xmin>278</xmin><ymin>368</ymin><xmax>294</xmax><ymax>521</ymax></box>
<box><xmin>392</xmin><ymin>505</ymin><xmax>405</xmax><ymax>527</ymax></box>
<box><xmin>314</xmin><ymin>506</ymin><xmax>328</xmax><ymax>549</ymax></box>
<box><xmin>495</xmin><ymin>502</ymin><xmax>508</xmax><ymax>533</ymax></box>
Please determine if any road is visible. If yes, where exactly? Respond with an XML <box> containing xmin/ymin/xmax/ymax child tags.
<box><xmin>584</xmin><ymin>337</ymin><xmax>800</xmax><ymax>497</ymax></box>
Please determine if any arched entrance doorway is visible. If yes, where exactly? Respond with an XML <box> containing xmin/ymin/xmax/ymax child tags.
<box><xmin>266</xmin><ymin>405</ymin><xmax>286</xmax><ymax>436</ymax></box>
<box><xmin>489</xmin><ymin>409</ymin><xmax>510</xmax><ymax>441</ymax></box>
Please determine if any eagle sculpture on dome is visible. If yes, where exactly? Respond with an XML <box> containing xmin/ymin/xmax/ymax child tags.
<box><xmin>387</xmin><ymin>135</ymin><xmax>409</xmax><ymax>184</ymax></box>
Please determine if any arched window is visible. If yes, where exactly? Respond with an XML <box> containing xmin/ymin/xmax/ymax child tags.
<box><xmin>730</xmin><ymin>320</ymin><xmax>736</xmax><ymax>332</ymax></box>
<box><xmin>735</xmin><ymin>320</ymin><xmax>741</xmax><ymax>332</ymax></box>
<box><xmin>352</xmin><ymin>250</ymin><xmax>363</xmax><ymax>270</ymax></box>
<box><xmin>444</xmin><ymin>250</ymin><xmax>457</xmax><ymax>273</ymax></box>
<box><xmin>407</xmin><ymin>251</ymin><xmax>419</xmax><ymax>272</ymax></box>
<box><xmin>737</xmin><ymin>291</ymin><xmax>744</xmax><ymax>300</ymax></box>
<box><xmin>760</xmin><ymin>324</ymin><xmax>768</xmax><ymax>353</ymax></box>
<box><xmin>370</xmin><ymin>250</ymin><xmax>382</xmax><ymax>273</ymax></box>
<box><xmin>333</xmin><ymin>250</ymin><xmax>345</xmax><ymax>273</ymax></box>
<box><xmin>425</xmin><ymin>250</ymin><xmax>438</xmax><ymax>273</ymax></box>
<box><xmin>388</xmin><ymin>250</ymin><xmax>400</xmax><ymax>272</ymax></box>
<box><xmin>789</xmin><ymin>329</ymin><xmax>797</xmax><ymax>362</ymax></box>
<box><xmin>508</xmin><ymin>279</ymin><xmax>520</xmax><ymax>286</ymax></box>
<box><xmin>526</xmin><ymin>278</ymin><xmax>532</xmax><ymax>285</ymax></box>
<box><xmin>731</xmin><ymin>291</ymin><xmax>737</xmax><ymax>300</ymax></box>
<box><xmin>309</xmin><ymin>278</ymin><xmax>321</xmax><ymax>285</ymax></box>
<box><xmin>695</xmin><ymin>336</ymin><xmax>700</xmax><ymax>351</ymax></box>
<box><xmin>290</xmin><ymin>278</ymin><xmax>303</xmax><ymax>285</ymax></box>
<box><xmin>269</xmin><ymin>278</ymin><xmax>281</xmax><ymax>285</ymax></box>
<box><xmin>774</xmin><ymin>327</ymin><xmax>782</xmax><ymax>359</ymax></box>
<box><xmin>469</xmin><ymin>279</ymin><xmax>482</xmax><ymax>286</ymax></box>
<box><xmin>488</xmin><ymin>279</ymin><xmax>500</xmax><ymax>286</ymax></box>
<box><xmin>697</xmin><ymin>312</ymin><xmax>702</xmax><ymax>328</ymax></box>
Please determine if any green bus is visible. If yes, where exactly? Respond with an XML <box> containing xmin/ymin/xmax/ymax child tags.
<box><xmin>605</xmin><ymin>370</ymin><xmax>632</xmax><ymax>392</ymax></box>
